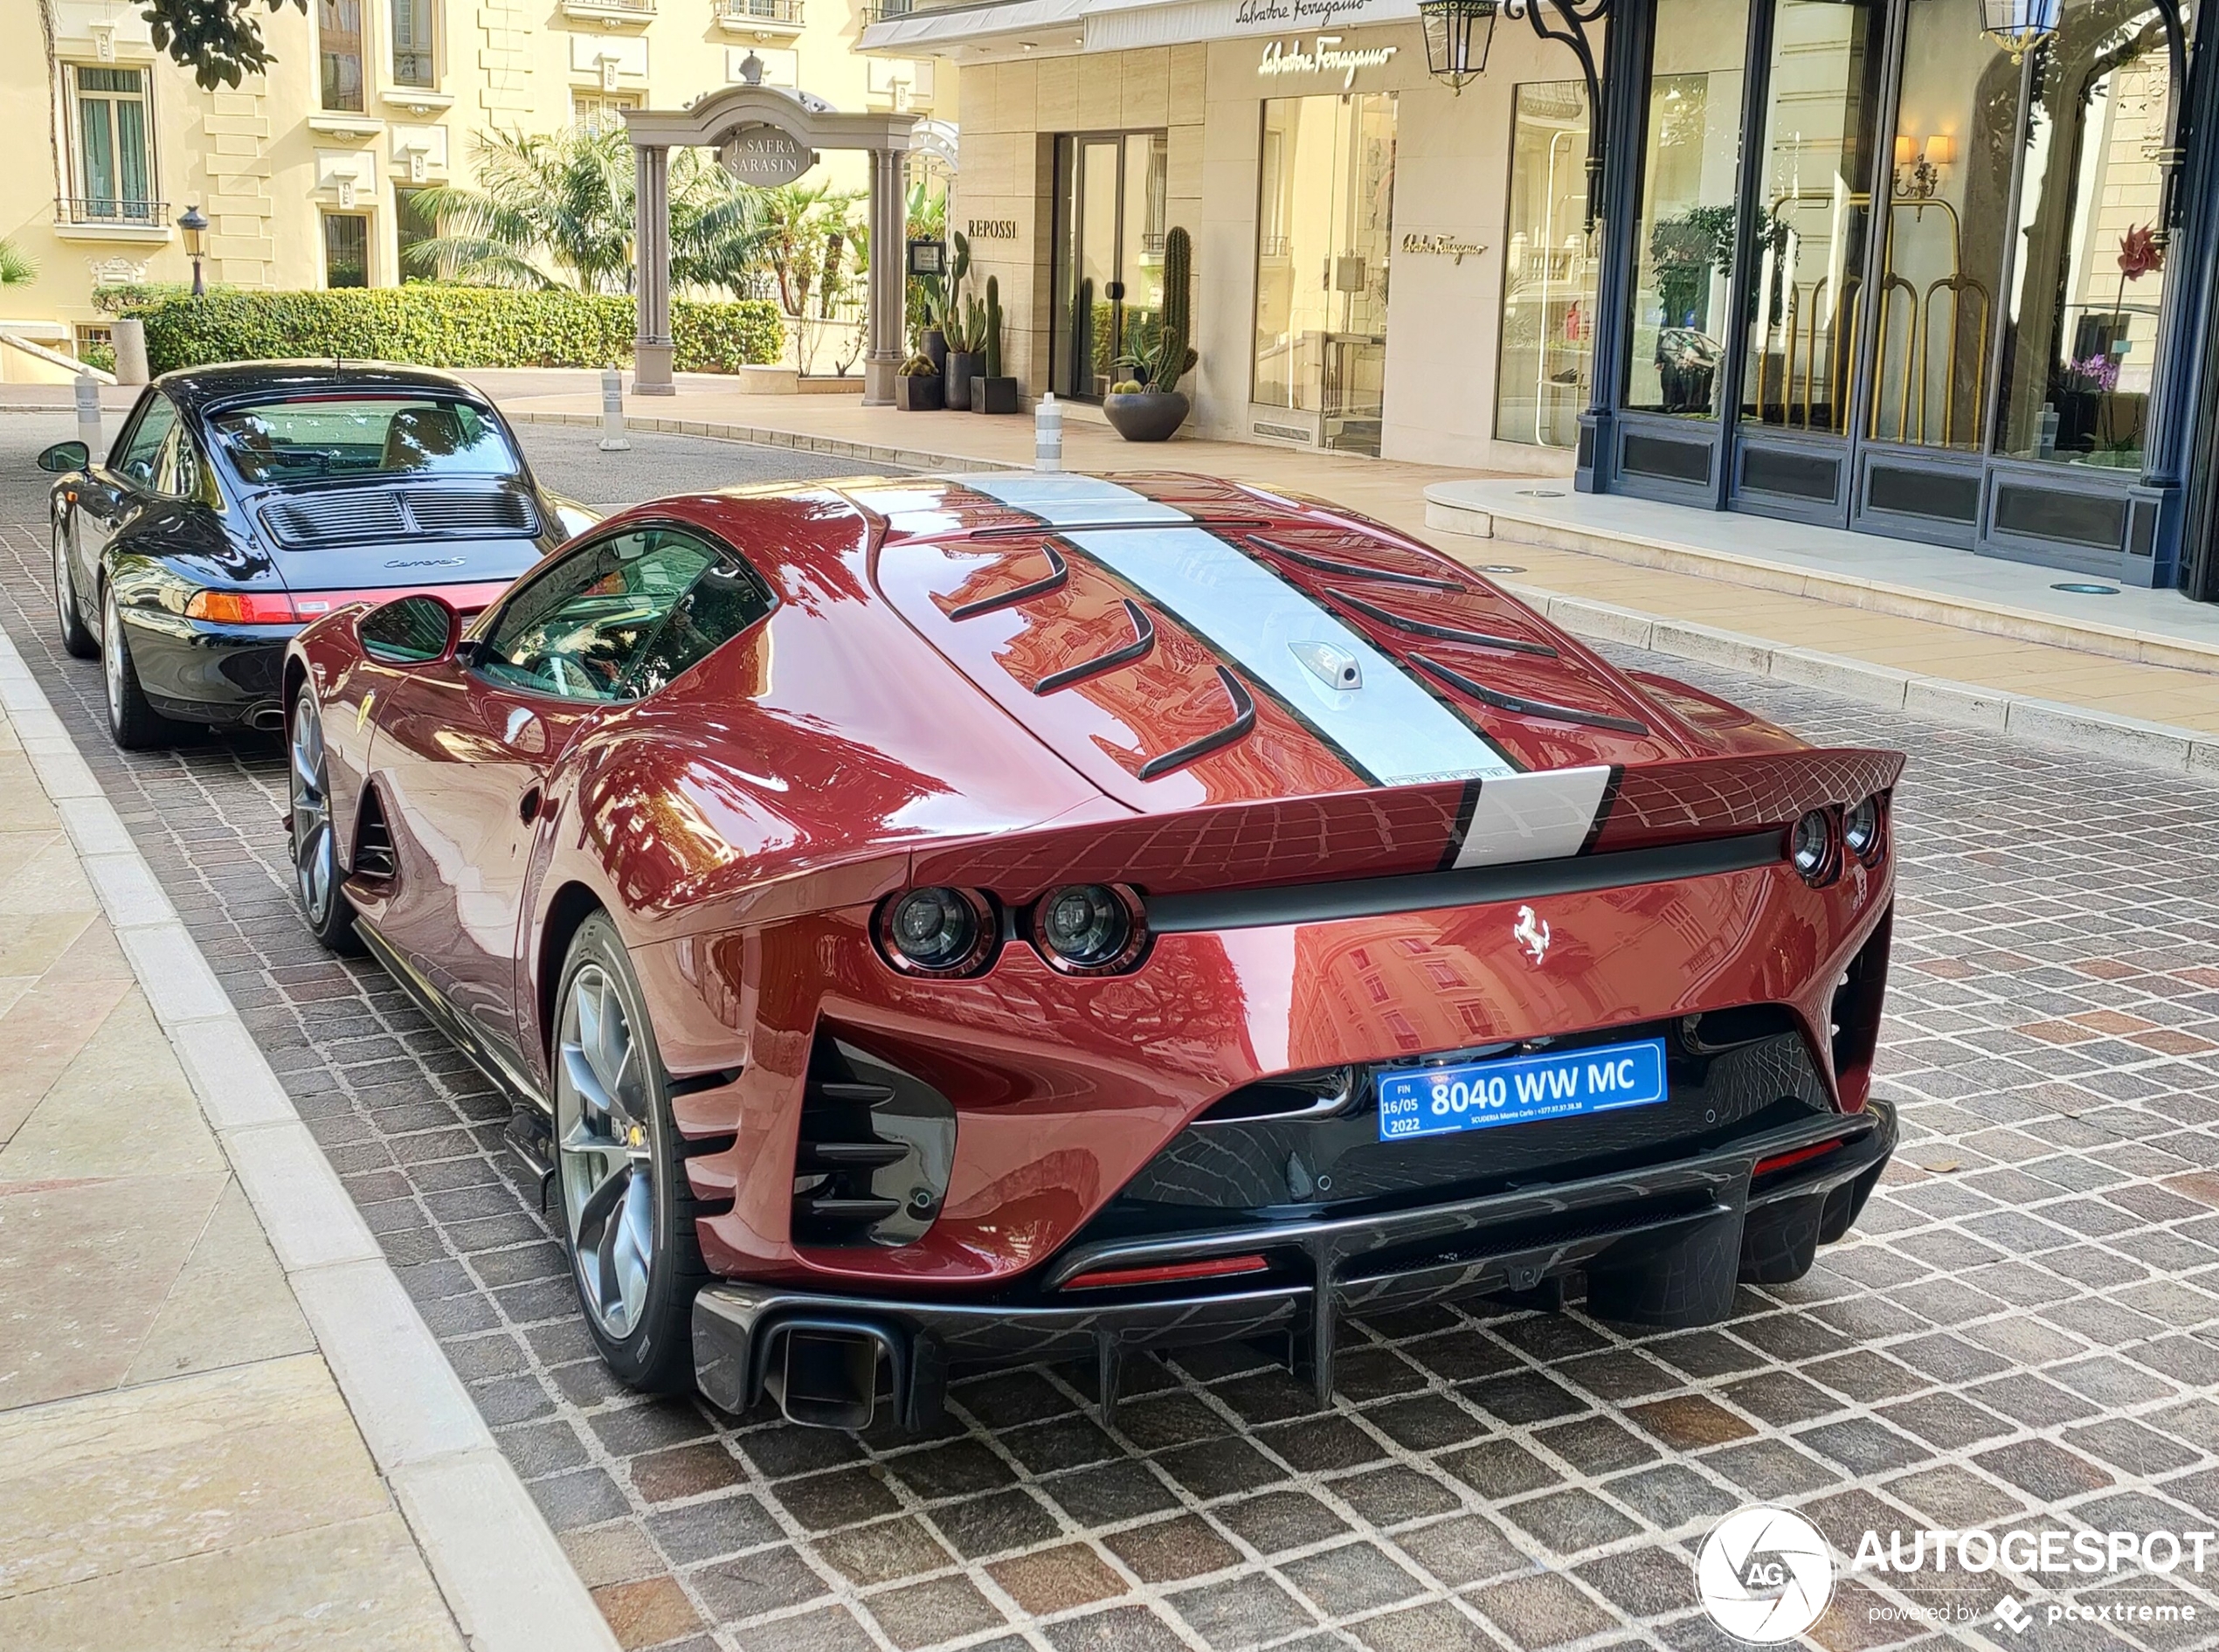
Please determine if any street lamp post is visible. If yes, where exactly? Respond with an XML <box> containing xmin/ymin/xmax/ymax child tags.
<box><xmin>177</xmin><ymin>205</ymin><xmax>209</xmax><ymax>297</ymax></box>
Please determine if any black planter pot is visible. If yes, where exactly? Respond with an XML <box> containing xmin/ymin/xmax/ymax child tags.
<box><xmin>922</xmin><ymin>328</ymin><xmax>948</xmax><ymax>375</ymax></box>
<box><xmin>1103</xmin><ymin>389</ymin><xmax>1189</xmax><ymax>443</ymax></box>
<box><xmin>895</xmin><ymin>374</ymin><xmax>944</xmax><ymax>411</ymax></box>
<box><xmin>971</xmin><ymin>376</ymin><xmax>1020</xmax><ymax>415</ymax></box>
<box><xmin>944</xmin><ymin>350</ymin><xmax>977</xmax><ymax>411</ymax></box>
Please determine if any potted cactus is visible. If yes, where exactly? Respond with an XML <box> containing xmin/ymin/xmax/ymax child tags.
<box><xmin>970</xmin><ymin>275</ymin><xmax>1020</xmax><ymax>414</ymax></box>
<box><xmin>943</xmin><ymin>300</ymin><xmax>984</xmax><ymax>411</ymax></box>
<box><xmin>922</xmin><ymin>232</ymin><xmax>968</xmax><ymax>377</ymax></box>
<box><xmin>1104</xmin><ymin>225</ymin><xmax>1196</xmax><ymax>442</ymax></box>
<box><xmin>895</xmin><ymin>352</ymin><xmax>944</xmax><ymax>411</ymax></box>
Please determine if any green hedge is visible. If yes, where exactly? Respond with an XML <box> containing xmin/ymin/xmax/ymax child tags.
<box><xmin>132</xmin><ymin>286</ymin><xmax>784</xmax><ymax>376</ymax></box>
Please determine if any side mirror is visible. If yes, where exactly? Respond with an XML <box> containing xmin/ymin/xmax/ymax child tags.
<box><xmin>37</xmin><ymin>441</ymin><xmax>90</xmax><ymax>474</ymax></box>
<box><xmin>359</xmin><ymin>593</ymin><xmax>462</xmax><ymax>667</ymax></box>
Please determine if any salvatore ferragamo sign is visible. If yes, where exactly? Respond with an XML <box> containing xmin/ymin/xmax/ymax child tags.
<box><xmin>1256</xmin><ymin>33</ymin><xmax>1398</xmax><ymax>86</ymax></box>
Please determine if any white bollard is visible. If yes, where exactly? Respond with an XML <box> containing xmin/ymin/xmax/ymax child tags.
<box><xmin>598</xmin><ymin>365</ymin><xmax>630</xmax><ymax>452</ymax></box>
<box><xmin>1034</xmin><ymin>391</ymin><xmax>1062</xmax><ymax>473</ymax></box>
<box><xmin>74</xmin><ymin>372</ymin><xmax>102</xmax><ymax>460</ymax></box>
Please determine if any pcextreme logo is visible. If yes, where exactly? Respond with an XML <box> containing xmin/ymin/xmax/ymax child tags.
<box><xmin>1695</xmin><ymin>1507</ymin><xmax>1835</xmax><ymax>1642</ymax></box>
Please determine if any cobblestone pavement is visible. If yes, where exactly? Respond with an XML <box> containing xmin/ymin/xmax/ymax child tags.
<box><xmin>7</xmin><ymin>416</ymin><xmax>2219</xmax><ymax>1652</ymax></box>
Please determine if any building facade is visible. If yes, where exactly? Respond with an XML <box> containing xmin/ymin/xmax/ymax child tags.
<box><xmin>866</xmin><ymin>0</ymin><xmax>2219</xmax><ymax>597</ymax></box>
<box><xmin>5</xmin><ymin>0</ymin><xmax>953</xmax><ymax>364</ymax></box>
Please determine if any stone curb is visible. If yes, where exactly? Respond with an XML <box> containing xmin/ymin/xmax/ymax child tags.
<box><xmin>1427</xmin><ymin>489</ymin><xmax>2219</xmax><ymax>676</ymax></box>
<box><xmin>1499</xmin><ymin>583</ymin><xmax>2219</xmax><ymax>777</ymax></box>
<box><xmin>509</xmin><ymin>406</ymin><xmax>1024</xmax><ymax>477</ymax></box>
<box><xmin>0</xmin><ymin>633</ymin><xmax>619</xmax><ymax>1652</ymax></box>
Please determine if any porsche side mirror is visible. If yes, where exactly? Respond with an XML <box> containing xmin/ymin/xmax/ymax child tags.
<box><xmin>37</xmin><ymin>440</ymin><xmax>90</xmax><ymax>474</ymax></box>
<box><xmin>359</xmin><ymin>592</ymin><xmax>462</xmax><ymax>667</ymax></box>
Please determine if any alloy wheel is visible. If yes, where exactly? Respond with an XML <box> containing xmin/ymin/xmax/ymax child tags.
<box><xmin>101</xmin><ymin>591</ymin><xmax>125</xmax><ymax>723</ymax></box>
<box><xmin>288</xmin><ymin>698</ymin><xmax>336</xmax><ymax>926</ymax></box>
<box><xmin>557</xmin><ymin>964</ymin><xmax>659</xmax><ymax>1340</ymax></box>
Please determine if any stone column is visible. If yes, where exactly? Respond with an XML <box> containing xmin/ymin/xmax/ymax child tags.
<box><xmin>863</xmin><ymin>146</ymin><xmax>902</xmax><ymax>406</ymax></box>
<box><xmin>633</xmin><ymin>143</ymin><xmax>675</xmax><ymax>397</ymax></box>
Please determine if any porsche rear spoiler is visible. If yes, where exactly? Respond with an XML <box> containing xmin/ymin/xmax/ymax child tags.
<box><xmin>908</xmin><ymin>749</ymin><xmax>1904</xmax><ymax>914</ymax></box>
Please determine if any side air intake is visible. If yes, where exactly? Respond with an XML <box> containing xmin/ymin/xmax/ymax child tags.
<box><xmin>791</xmin><ymin>1034</ymin><xmax>956</xmax><ymax>1248</ymax></box>
<box><xmin>352</xmin><ymin>788</ymin><xmax>397</xmax><ymax>881</ymax></box>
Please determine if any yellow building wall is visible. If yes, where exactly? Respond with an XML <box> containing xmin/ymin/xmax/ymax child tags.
<box><xmin>3</xmin><ymin>0</ymin><xmax>954</xmax><ymax>348</ymax></box>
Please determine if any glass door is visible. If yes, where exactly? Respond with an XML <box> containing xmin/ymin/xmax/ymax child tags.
<box><xmin>1730</xmin><ymin>0</ymin><xmax>1888</xmax><ymax>515</ymax></box>
<box><xmin>1252</xmin><ymin>93</ymin><xmax>1399</xmax><ymax>456</ymax></box>
<box><xmin>1050</xmin><ymin>132</ymin><xmax>1168</xmax><ymax>401</ymax></box>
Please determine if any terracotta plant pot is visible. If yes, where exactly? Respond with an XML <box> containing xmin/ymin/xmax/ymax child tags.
<box><xmin>971</xmin><ymin>377</ymin><xmax>1020</xmax><ymax>415</ymax></box>
<box><xmin>894</xmin><ymin>374</ymin><xmax>944</xmax><ymax>411</ymax></box>
<box><xmin>944</xmin><ymin>350</ymin><xmax>977</xmax><ymax>411</ymax></box>
<box><xmin>1103</xmin><ymin>389</ymin><xmax>1190</xmax><ymax>443</ymax></box>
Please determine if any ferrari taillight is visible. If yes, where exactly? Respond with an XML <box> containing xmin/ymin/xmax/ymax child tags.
<box><xmin>185</xmin><ymin>590</ymin><xmax>299</xmax><ymax>625</ymax></box>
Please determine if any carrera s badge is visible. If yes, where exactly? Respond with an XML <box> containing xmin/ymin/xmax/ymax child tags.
<box><xmin>1513</xmin><ymin>903</ymin><xmax>1552</xmax><ymax>965</ymax></box>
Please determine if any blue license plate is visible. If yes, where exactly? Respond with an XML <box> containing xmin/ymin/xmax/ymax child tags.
<box><xmin>1377</xmin><ymin>1037</ymin><xmax>1669</xmax><ymax>1141</ymax></box>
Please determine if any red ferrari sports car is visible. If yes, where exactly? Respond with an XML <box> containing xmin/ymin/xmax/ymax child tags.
<box><xmin>284</xmin><ymin>472</ymin><xmax>1902</xmax><ymax>1431</ymax></box>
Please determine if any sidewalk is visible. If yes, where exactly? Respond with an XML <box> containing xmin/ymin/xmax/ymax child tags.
<box><xmin>467</xmin><ymin>370</ymin><xmax>2219</xmax><ymax>764</ymax></box>
<box><xmin>0</xmin><ymin>631</ymin><xmax>614</xmax><ymax>1649</ymax></box>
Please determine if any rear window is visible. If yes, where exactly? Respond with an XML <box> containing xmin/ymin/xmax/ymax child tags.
<box><xmin>208</xmin><ymin>396</ymin><xmax>521</xmax><ymax>484</ymax></box>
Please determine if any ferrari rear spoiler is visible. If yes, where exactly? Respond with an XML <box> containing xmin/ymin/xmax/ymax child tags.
<box><xmin>908</xmin><ymin>749</ymin><xmax>1904</xmax><ymax>908</ymax></box>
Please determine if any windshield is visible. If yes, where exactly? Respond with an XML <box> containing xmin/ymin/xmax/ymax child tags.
<box><xmin>208</xmin><ymin>396</ymin><xmax>522</xmax><ymax>484</ymax></box>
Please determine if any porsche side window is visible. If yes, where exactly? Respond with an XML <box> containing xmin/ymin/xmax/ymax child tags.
<box><xmin>153</xmin><ymin>425</ymin><xmax>211</xmax><ymax>502</ymax></box>
<box><xmin>111</xmin><ymin>395</ymin><xmax>178</xmax><ymax>488</ymax></box>
<box><xmin>474</xmin><ymin>529</ymin><xmax>719</xmax><ymax>702</ymax></box>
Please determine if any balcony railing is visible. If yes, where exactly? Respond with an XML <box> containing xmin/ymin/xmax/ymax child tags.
<box><xmin>722</xmin><ymin>0</ymin><xmax>805</xmax><ymax>21</ymax></box>
<box><xmin>861</xmin><ymin>0</ymin><xmax>913</xmax><ymax>23</ymax></box>
<box><xmin>56</xmin><ymin>196</ymin><xmax>168</xmax><ymax>229</ymax></box>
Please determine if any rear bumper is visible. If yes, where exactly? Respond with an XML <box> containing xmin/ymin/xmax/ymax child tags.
<box><xmin>692</xmin><ymin>1097</ymin><xmax>1895</xmax><ymax>1428</ymax></box>
<box><xmin>121</xmin><ymin>608</ymin><xmax>297</xmax><ymax>725</ymax></box>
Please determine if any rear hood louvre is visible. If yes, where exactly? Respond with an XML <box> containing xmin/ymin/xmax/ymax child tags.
<box><xmin>261</xmin><ymin>484</ymin><xmax>538</xmax><ymax>547</ymax></box>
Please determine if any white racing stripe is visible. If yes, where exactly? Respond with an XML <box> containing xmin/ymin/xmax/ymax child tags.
<box><xmin>1451</xmin><ymin>766</ymin><xmax>1615</xmax><ymax>868</ymax></box>
<box><xmin>1062</xmin><ymin>525</ymin><xmax>1518</xmax><ymax>785</ymax></box>
<box><xmin>963</xmin><ymin>473</ymin><xmax>1190</xmax><ymax>525</ymax></box>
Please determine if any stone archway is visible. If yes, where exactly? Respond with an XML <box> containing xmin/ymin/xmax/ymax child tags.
<box><xmin>624</xmin><ymin>77</ymin><xmax>920</xmax><ymax>403</ymax></box>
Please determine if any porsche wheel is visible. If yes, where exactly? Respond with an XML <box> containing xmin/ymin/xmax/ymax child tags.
<box><xmin>554</xmin><ymin>913</ymin><xmax>706</xmax><ymax>1393</ymax></box>
<box><xmin>287</xmin><ymin>689</ymin><xmax>362</xmax><ymax>953</ymax></box>
<box><xmin>53</xmin><ymin>529</ymin><xmax>94</xmax><ymax>660</ymax></box>
<box><xmin>100</xmin><ymin>585</ymin><xmax>174</xmax><ymax>750</ymax></box>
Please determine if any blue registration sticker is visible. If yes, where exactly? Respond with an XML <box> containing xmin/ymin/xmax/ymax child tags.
<box><xmin>1377</xmin><ymin>1037</ymin><xmax>1669</xmax><ymax>1141</ymax></box>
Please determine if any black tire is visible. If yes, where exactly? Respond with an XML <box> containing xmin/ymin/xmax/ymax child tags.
<box><xmin>552</xmin><ymin>912</ymin><xmax>707</xmax><ymax>1393</ymax></box>
<box><xmin>100</xmin><ymin>584</ymin><xmax>176</xmax><ymax>750</ymax></box>
<box><xmin>287</xmin><ymin>688</ymin><xmax>363</xmax><ymax>954</ymax></box>
<box><xmin>53</xmin><ymin>528</ymin><xmax>95</xmax><ymax>660</ymax></box>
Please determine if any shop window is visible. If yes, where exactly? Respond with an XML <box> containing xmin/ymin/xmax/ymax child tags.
<box><xmin>1496</xmin><ymin>81</ymin><xmax>1597</xmax><ymax>449</ymax></box>
<box><xmin>1048</xmin><ymin>133</ymin><xmax>1168</xmax><ymax>401</ymax></box>
<box><xmin>392</xmin><ymin>0</ymin><xmax>435</xmax><ymax>88</ymax></box>
<box><xmin>68</xmin><ymin>66</ymin><xmax>156</xmax><ymax>225</ymax></box>
<box><xmin>324</xmin><ymin>213</ymin><xmax>370</xmax><ymax>287</ymax></box>
<box><xmin>1623</xmin><ymin>0</ymin><xmax>1750</xmax><ymax>420</ymax></box>
<box><xmin>1739</xmin><ymin>0</ymin><xmax>1885</xmax><ymax>434</ymax></box>
<box><xmin>321</xmin><ymin>0</ymin><xmax>365</xmax><ymax>112</ymax></box>
<box><xmin>1252</xmin><ymin>93</ymin><xmax>1398</xmax><ymax>456</ymax></box>
<box><xmin>1994</xmin><ymin>1</ymin><xmax>2174</xmax><ymax>471</ymax></box>
<box><xmin>1870</xmin><ymin>0</ymin><xmax>2022</xmax><ymax>450</ymax></box>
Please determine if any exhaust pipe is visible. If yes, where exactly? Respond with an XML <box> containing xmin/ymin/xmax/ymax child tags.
<box><xmin>765</xmin><ymin>1321</ymin><xmax>894</xmax><ymax>1431</ymax></box>
<box><xmin>246</xmin><ymin>704</ymin><xmax>286</xmax><ymax>733</ymax></box>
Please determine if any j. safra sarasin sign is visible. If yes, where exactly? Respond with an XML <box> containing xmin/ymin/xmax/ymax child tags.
<box><xmin>1256</xmin><ymin>33</ymin><xmax>1398</xmax><ymax>86</ymax></box>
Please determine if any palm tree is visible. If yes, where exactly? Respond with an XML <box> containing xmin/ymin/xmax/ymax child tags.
<box><xmin>0</xmin><ymin>238</ymin><xmax>35</xmax><ymax>287</ymax></box>
<box><xmin>404</xmin><ymin>124</ymin><xmax>772</xmax><ymax>296</ymax></box>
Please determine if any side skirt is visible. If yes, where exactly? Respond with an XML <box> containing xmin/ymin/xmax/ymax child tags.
<box><xmin>351</xmin><ymin>915</ymin><xmax>555</xmax><ymax>1195</ymax></box>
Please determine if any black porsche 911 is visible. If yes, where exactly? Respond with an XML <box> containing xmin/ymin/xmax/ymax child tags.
<box><xmin>38</xmin><ymin>363</ymin><xmax>593</xmax><ymax>748</ymax></box>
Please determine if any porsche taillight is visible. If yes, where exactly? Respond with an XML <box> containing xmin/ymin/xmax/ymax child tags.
<box><xmin>184</xmin><ymin>591</ymin><xmax>300</xmax><ymax>625</ymax></box>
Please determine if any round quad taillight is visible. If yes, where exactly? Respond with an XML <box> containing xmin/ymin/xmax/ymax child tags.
<box><xmin>1790</xmin><ymin>810</ymin><xmax>1837</xmax><ymax>885</ymax></box>
<box><xmin>1843</xmin><ymin>793</ymin><xmax>1884</xmax><ymax>863</ymax></box>
<box><xmin>1033</xmin><ymin>883</ymin><xmax>1146</xmax><ymax>973</ymax></box>
<box><xmin>878</xmin><ymin>887</ymin><xmax>994</xmax><ymax>975</ymax></box>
